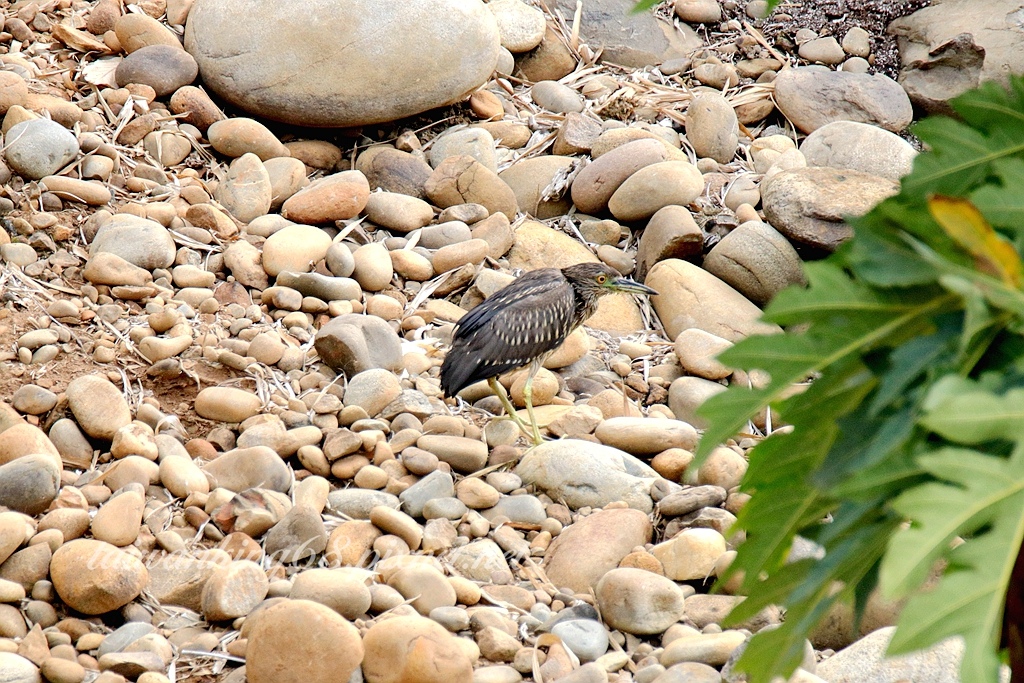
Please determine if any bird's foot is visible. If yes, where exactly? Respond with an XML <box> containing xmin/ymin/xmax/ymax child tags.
<box><xmin>495</xmin><ymin>414</ymin><xmax>545</xmax><ymax>446</ymax></box>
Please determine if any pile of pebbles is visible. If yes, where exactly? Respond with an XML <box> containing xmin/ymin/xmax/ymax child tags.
<box><xmin>0</xmin><ymin>1</ymin><xmax>953</xmax><ymax>683</ymax></box>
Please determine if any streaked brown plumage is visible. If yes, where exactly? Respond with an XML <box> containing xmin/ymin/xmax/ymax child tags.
<box><xmin>440</xmin><ymin>263</ymin><xmax>658</xmax><ymax>444</ymax></box>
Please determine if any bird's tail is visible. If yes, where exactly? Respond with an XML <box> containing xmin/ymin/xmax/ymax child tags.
<box><xmin>440</xmin><ymin>348</ymin><xmax>478</xmax><ymax>398</ymax></box>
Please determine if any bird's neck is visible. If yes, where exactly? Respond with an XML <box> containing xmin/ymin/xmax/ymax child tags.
<box><xmin>573</xmin><ymin>289</ymin><xmax>601</xmax><ymax>328</ymax></box>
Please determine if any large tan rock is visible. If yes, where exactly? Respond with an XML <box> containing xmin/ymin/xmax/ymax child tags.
<box><xmin>89</xmin><ymin>214</ymin><xmax>176</xmax><ymax>270</ymax></box>
<box><xmin>635</xmin><ymin>205</ymin><xmax>703</xmax><ymax>280</ymax></box>
<box><xmin>425</xmin><ymin>155</ymin><xmax>518</xmax><ymax>220</ymax></box>
<box><xmin>326</xmin><ymin>520</ymin><xmax>381</xmax><ymax>567</ymax></box>
<box><xmin>646</xmin><ymin>259</ymin><xmax>779</xmax><ymax>341</ymax></box>
<box><xmin>507</xmin><ymin>221</ymin><xmax>645</xmax><ymax>334</ymax></box>
<box><xmin>552</xmin><ymin>0</ymin><xmax>701</xmax><ymax>67</ymax></box>
<box><xmin>289</xmin><ymin>567</ymin><xmax>372</xmax><ymax>619</ymax></box>
<box><xmin>762</xmin><ymin>167</ymin><xmax>899</xmax><ymax>252</ymax></box>
<box><xmin>201</xmin><ymin>560</ymin><xmax>269</xmax><ymax>621</ymax></box>
<box><xmin>596</xmin><ymin>567</ymin><xmax>687</xmax><ymax>635</ymax></box>
<box><xmin>215</xmin><ymin>153</ymin><xmax>272</xmax><ymax>223</ymax></box>
<box><xmin>50</xmin><ymin>540</ymin><xmax>148</xmax><ymax>614</ymax></box>
<box><xmin>498</xmin><ymin>155</ymin><xmax>574</xmax><ymax>218</ymax></box>
<box><xmin>594</xmin><ymin>417</ymin><xmax>699</xmax><ymax>455</ymax></box>
<box><xmin>544</xmin><ymin>508</ymin><xmax>652</xmax><ymax>592</ymax></box>
<box><xmin>185</xmin><ymin>0</ymin><xmax>500</xmax><ymax>127</ymax></box>
<box><xmin>0</xmin><ymin>454</ymin><xmax>60</xmax><ymax>516</ymax></box>
<box><xmin>651</xmin><ymin>528</ymin><xmax>727</xmax><ymax>581</ymax></box>
<box><xmin>685</xmin><ymin>91</ymin><xmax>739</xmax><ymax>163</ymax></box>
<box><xmin>262</xmin><ymin>224</ymin><xmax>333</xmax><ymax>277</ymax></box>
<box><xmin>314</xmin><ymin>314</ymin><xmax>404</xmax><ymax>376</ymax></box>
<box><xmin>0</xmin><ymin>423</ymin><xmax>60</xmax><ymax>468</ymax></box>
<box><xmin>146</xmin><ymin>555</ymin><xmax>219</xmax><ymax>611</ymax></box>
<box><xmin>607</xmin><ymin>160</ymin><xmax>703</xmax><ymax>222</ymax></box>
<box><xmin>773</xmin><ymin>66</ymin><xmax>913</xmax><ymax>133</ymax></box>
<box><xmin>83</xmin><ymin>252</ymin><xmax>153</xmax><ymax>287</ymax></box>
<box><xmin>702</xmin><ymin>220</ymin><xmax>806</xmax><ymax>307</ymax></box>
<box><xmin>246</xmin><ymin>599</ymin><xmax>363</xmax><ymax>683</ymax></box>
<box><xmin>114</xmin><ymin>13</ymin><xmax>182</xmax><ymax>53</ymax></box>
<box><xmin>194</xmin><ymin>387</ymin><xmax>262</xmax><ymax>423</ymax></box>
<box><xmin>570</xmin><ymin>138</ymin><xmax>682</xmax><ymax>214</ymax></box>
<box><xmin>90</xmin><ymin>488</ymin><xmax>145</xmax><ymax>547</ymax></box>
<box><xmin>66</xmin><ymin>375</ymin><xmax>131</xmax><ymax>441</ymax></box>
<box><xmin>362</xmin><ymin>615</ymin><xmax>473</xmax><ymax>683</ymax></box>
<box><xmin>890</xmin><ymin>0</ymin><xmax>1024</xmax><ymax>114</ymax></box>
<box><xmin>281</xmin><ymin>171</ymin><xmax>370</xmax><ymax>225</ymax></box>
<box><xmin>201</xmin><ymin>446</ymin><xmax>292</xmax><ymax>493</ymax></box>
<box><xmin>357</xmin><ymin>147</ymin><xmax>433</xmax><ymax>198</ymax></box>
<box><xmin>799</xmin><ymin>121</ymin><xmax>917</xmax><ymax>182</ymax></box>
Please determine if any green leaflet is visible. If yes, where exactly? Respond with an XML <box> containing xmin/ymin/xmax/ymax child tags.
<box><xmin>704</xmin><ymin>75</ymin><xmax>1024</xmax><ymax>683</ymax></box>
<box><xmin>696</xmin><ymin>265</ymin><xmax>954</xmax><ymax>461</ymax></box>
<box><xmin>731</xmin><ymin>516</ymin><xmax>897</xmax><ymax>681</ymax></box>
<box><xmin>628</xmin><ymin>0</ymin><xmax>660</xmax><ymax>12</ymax></box>
<box><xmin>882</xmin><ymin>446</ymin><xmax>1024</xmax><ymax>680</ymax></box>
<box><xmin>692</xmin><ymin>280</ymin><xmax>954</xmax><ymax>462</ymax></box>
<box><xmin>919</xmin><ymin>383</ymin><xmax>1024</xmax><ymax>443</ymax></box>
<box><xmin>972</xmin><ymin>158</ymin><xmax>1024</xmax><ymax>246</ymax></box>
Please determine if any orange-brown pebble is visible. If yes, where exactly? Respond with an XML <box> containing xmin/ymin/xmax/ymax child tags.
<box><xmin>219</xmin><ymin>532</ymin><xmax>264</xmax><ymax>561</ymax></box>
<box><xmin>651</xmin><ymin>448</ymin><xmax>694</xmax><ymax>483</ymax></box>
<box><xmin>185</xmin><ymin>438</ymin><xmax>218</xmax><ymax>459</ymax></box>
<box><xmin>469</xmin><ymin>90</ymin><xmax>504</xmax><ymax>120</ymax></box>
<box><xmin>619</xmin><ymin>550</ymin><xmax>666</xmax><ymax>575</ymax></box>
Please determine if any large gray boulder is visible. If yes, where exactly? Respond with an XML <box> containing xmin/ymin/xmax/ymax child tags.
<box><xmin>800</xmin><ymin>121</ymin><xmax>918</xmax><ymax>182</ymax></box>
<box><xmin>762</xmin><ymin>167</ymin><xmax>900</xmax><ymax>252</ymax></box>
<box><xmin>185</xmin><ymin>0</ymin><xmax>501</xmax><ymax>127</ymax></box>
<box><xmin>89</xmin><ymin>215</ymin><xmax>176</xmax><ymax>270</ymax></box>
<box><xmin>890</xmin><ymin>0</ymin><xmax>1024</xmax><ymax>114</ymax></box>
<box><xmin>552</xmin><ymin>0</ymin><xmax>701</xmax><ymax>67</ymax></box>
<box><xmin>773</xmin><ymin>66</ymin><xmax>914</xmax><ymax>134</ymax></box>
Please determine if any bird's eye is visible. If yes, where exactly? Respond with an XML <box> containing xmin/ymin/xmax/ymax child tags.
<box><xmin>596</xmin><ymin>274</ymin><xmax>607</xmax><ymax>284</ymax></box>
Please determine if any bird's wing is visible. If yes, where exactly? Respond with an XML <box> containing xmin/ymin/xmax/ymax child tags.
<box><xmin>442</xmin><ymin>274</ymin><xmax>576</xmax><ymax>394</ymax></box>
<box><xmin>454</xmin><ymin>269</ymin><xmax>559</xmax><ymax>338</ymax></box>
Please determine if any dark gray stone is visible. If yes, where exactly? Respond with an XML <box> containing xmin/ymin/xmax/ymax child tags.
<box><xmin>314</xmin><ymin>313</ymin><xmax>403</xmax><ymax>377</ymax></box>
<box><xmin>552</xmin><ymin>0</ymin><xmax>702</xmax><ymax>67</ymax></box>
<box><xmin>0</xmin><ymin>454</ymin><xmax>60</xmax><ymax>515</ymax></box>
<box><xmin>115</xmin><ymin>45</ymin><xmax>198</xmax><ymax>97</ymax></box>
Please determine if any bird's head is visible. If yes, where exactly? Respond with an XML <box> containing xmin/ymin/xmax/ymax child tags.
<box><xmin>561</xmin><ymin>263</ymin><xmax>659</xmax><ymax>298</ymax></box>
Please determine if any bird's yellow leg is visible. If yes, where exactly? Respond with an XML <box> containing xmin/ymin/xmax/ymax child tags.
<box><xmin>487</xmin><ymin>377</ymin><xmax>532</xmax><ymax>437</ymax></box>
<box><xmin>523</xmin><ymin>360</ymin><xmax>543</xmax><ymax>446</ymax></box>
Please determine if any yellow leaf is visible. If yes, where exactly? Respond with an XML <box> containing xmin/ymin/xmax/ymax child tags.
<box><xmin>928</xmin><ymin>195</ymin><xmax>1024</xmax><ymax>288</ymax></box>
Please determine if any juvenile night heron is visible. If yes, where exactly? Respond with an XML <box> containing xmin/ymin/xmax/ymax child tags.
<box><xmin>440</xmin><ymin>263</ymin><xmax>658</xmax><ymax>445</ymax></box>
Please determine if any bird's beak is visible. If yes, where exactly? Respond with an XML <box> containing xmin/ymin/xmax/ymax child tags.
<box><xmin>610</xmin><ymin>277</ymin><xmax>659</xmax><ymax>296</ymax></box>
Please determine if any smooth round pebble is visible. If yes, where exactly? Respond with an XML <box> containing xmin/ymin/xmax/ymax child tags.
<box><xmin>115</xmin><ymin>44</ymin><xmax>199</xmax><ymax>97</ymax></box>
<box><xmin>262</xmin><ymin>224</ymin><xmax>333</xmax><ymax>277</ymax></box>
<box><xmin>531</xmin><ymin>81</ymin><xmax>584</xmax><ymax>113</ymax></box>
<box><xmin>608</xmin><ymin>160</ymin><xmax>704</xmax><ymax>221</ymax></box>
<box><xmin>362</xmin><ymin>615</ymin><xmax>474</xmax><ymax>683</ymax></box>
<box><xmin>194</xmin><ymin>387</ymin><xmax>263</xmax><ymax>423</ymax></box>
<box><xmin>66</xmin><ymin>375</ymin><xmax>131</xmax><ymax>440</ymax></box>
<box><xmin>50</xmin><ymin>539</ymin><xmax>148</xmax><ymax>614</ymax></box>
<box><xmin>595</xmin><ymin>567</ymin><xmax>687</xmax><ymax>634</ymax></box>
<box><xmin>5</xmin><ymin>118</ymin><xmax>79</xmax><ymax>180</ymax></box>
<box><xmin>551</xmin><ymin>619</ymin><xmax>609</xmax><ymax>662</ymax></box>
<box><xmin>245</xmin><ymin>599</ymin><xmax>363</xmax><ymax>683</ymax></box>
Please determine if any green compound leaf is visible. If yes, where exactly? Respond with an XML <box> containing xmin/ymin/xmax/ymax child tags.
<box><xmin>882</xmin><ymin>441</ymin><xmax>1024</xmax><ymax>681</ymax></box>
<box><xmin>696</xmin><ymin>262</ymin><xmax>954</xmax><ymax>461</ymax></box>
<box><xmin>698</xmin><ymin>75</ymin><xmax>1024</xmax><ymax>683</ymax></box>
